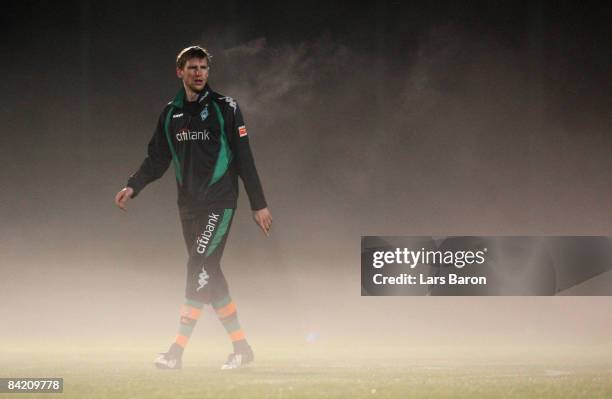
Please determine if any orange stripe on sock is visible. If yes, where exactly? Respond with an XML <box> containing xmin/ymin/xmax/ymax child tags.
<box><xmin>181</xmin><ymin>305</ymin><xmax>202</xmax><ymax>320</ymax></box>
<box><xmin>175</xmin><ymin>334</ymin><xmax>189</xmax><ymax>347</ymax></box>
<box><xmin>215</xmin><ymin>302</ymin><xmax>236</xmax><ymax>318</ymax></box>
<box><xmin>229</xmin><ymin>330</ymin><xmax>245</xmax><ymax>341</ymax></box>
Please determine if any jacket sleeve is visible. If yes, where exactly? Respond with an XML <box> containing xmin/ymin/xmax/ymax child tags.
<box><xmin>126</xmin><ymin>107</ymin><xmax>173</xmax><ymax>198</ymax></box>
<box><xmin>229</xmin><ymin>102</ymin><xmax>268</xmax><ymax>210</ymax></box>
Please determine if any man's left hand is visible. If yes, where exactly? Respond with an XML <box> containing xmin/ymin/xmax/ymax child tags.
<box><xmin>253</xmin><ymin>208</ymin><xmax>273</xmax><ymax>236</ymax></box>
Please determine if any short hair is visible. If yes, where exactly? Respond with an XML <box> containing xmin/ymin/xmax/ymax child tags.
<box><xmin>176</xmin><ymin>45</ymin><xmax>212</xmax><ymax>69</ymax></box>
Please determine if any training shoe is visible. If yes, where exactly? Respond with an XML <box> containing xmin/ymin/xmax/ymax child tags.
<box><xmin>221</xmin><ymin>346</ymin><xmax>254</xmax><ymax>370</ymax></box>
<box><xmin>154</xmin><ymin>343</ymin><xmax>183</xmax><ymax>370</ymax></box>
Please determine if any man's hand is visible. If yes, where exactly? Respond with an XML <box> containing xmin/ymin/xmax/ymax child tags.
<box><xmin>253</xmin><ymin>208</ymin><xmax>273</xmax><ymax>236</ymax></box>
<box><xmin>114</xmin><ymin>187</ymin><xmax>134</xmax><ymax>211</ymax></box>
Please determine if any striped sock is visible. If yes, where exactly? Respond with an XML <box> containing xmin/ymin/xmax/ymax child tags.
<box><xmin>212</xmin><ymin>295</ymin><xmax>249</xmax><ymax>352</ymax></box>
<box><xmin>175</xmin><ymin>298</ymin><xmax>205</xmax><ymax>350</ymax></box>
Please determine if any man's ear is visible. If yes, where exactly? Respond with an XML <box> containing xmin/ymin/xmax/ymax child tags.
<box><xmin>176</xmin><ymin>67</ymin><xmax>183</xmax><ymax>79</ymax></box>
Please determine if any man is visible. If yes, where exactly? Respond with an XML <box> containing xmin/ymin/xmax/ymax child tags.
<box><xmin>114</xmin><ymin>45</ymin><xmax>272</xmax><ymax>370</ymax></box>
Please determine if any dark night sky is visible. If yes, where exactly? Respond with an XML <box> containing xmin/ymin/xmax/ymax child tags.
<box><xmin>3</xmin><ymin>1</ymin><xmax>610</xmax><ymax>137</ymax></box>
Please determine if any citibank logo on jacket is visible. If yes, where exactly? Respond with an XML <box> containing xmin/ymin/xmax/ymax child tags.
<box><xmin>176</xmin><ymin>128</ymin><xmax>211</xmax><ymax>142</ymax></box>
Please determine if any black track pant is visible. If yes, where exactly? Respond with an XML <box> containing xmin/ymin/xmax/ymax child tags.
<box><xmin>180</xmin><ymin>208</ymin><xmax>235</xmax><ymax>304</ymax></box>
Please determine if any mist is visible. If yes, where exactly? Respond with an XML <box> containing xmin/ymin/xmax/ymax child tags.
<box><xmin>1</xmin><ymin>2</ymin><xmax>611</xmax><ymax>350</ymax></box>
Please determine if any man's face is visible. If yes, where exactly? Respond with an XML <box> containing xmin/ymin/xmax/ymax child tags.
<box><xmin>176</xmin><ymin>57</ymin><xmax>209</xmax><ymax>93</ymax></box>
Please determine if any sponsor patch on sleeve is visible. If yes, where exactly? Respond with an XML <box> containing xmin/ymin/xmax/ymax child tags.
<box><xmin>238</xmin><ymin>125</ymin><xmax>248</xmax><ymax>137</ymax></box>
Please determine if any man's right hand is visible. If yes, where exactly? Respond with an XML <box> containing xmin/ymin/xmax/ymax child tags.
<box><xmin>114</xmin><ymin>187</ymin><xmax>134</xmax><ymax>211</ymax></box>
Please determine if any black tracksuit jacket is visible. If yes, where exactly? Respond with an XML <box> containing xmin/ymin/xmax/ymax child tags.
<box><xmin>127</xmin><ymin>85</ymin><xmax>267</xmax><ymax>217</ymax></box>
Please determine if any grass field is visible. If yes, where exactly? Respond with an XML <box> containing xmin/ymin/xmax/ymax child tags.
<box><xmin>1</xmin><ymin>342</ymin><xmax>611</xmax><ymax>398</ymax></box>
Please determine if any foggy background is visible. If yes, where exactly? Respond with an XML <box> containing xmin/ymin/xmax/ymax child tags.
<box><xmin>1</xmin><ymin>1</ymin><xmax>611</xmax><ymax>348</ymax></box>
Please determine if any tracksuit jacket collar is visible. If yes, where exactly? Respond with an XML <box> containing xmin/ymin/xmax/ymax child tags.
<box><xmin>171</xmin><ymin>84</ymin><xmax>213</xmax><ymax>109</ymax></box>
